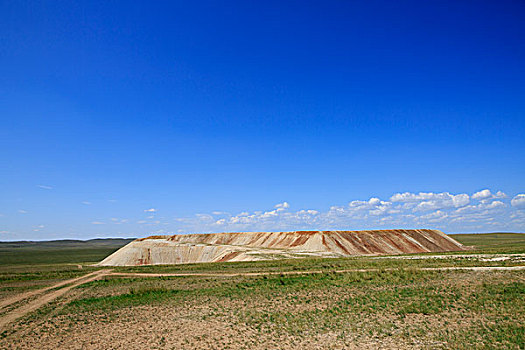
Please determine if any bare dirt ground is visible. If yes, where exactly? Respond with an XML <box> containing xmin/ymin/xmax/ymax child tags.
<box><xmin>1</xmin><ymin>265</ymin><xmax>523</xmax><ymax>332</ymax></box>
<box><xmin>2</xmin><ymin>233</ymin><xmax>522</xmax><ymax>349</ymax></box>
<box><xmin>2</xmin><ymin>267</ymin><xmax>523</xmax><ymax>350</ymax></box>
<box><xmin>110</xmin><ymin>264</ymin><xmax>525</xmax><ymax>278</ymax></box>
<box><xmin>374</xmin><ymin>252</ymin><xmax>525</xmax><ymax>262</ymax></box>
<box><xmin>0</xmin><ymin>270</ymin><xmax>106</xmax><ymax>311</ymax></box>
<box><xmin>3</xmin><ymin>304</ymin><xmax>423</xmax><ymax>350</ymax></box>
<box><xmin>0</xmin><ymin>270</ymin><xmax>111</xmax><ymax>329</ymax></box>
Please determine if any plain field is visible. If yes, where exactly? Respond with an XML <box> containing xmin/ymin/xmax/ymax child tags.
<box><xmin>0</xmin><ymin>233</ymin><xmax>523</xmax><ymax>349</ymax></box>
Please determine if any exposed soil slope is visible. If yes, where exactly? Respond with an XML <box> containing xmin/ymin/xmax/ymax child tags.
<box><xmin>98</xmin><ymin>229</ymin><xmax>467</xmax><ymax>266</ymax></box>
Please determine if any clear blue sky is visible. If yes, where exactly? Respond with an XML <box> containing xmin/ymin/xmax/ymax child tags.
<box><xmin>1</xmin><ymin>1</ymin><xmax>524</xmax><ymax>240</ymax></box>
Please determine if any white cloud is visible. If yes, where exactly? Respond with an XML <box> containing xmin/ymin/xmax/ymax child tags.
<box><xmin>390</xmin><ymin>192</ymin><xmax>470</xmax><ymax>212</ymax></box>
<box><xmin>297</xmin><ymin>209</ymin><xmax>319</xmax><ymax>215</ymax></box>
<box><xmin>495</xmin><ymin>191</ymin><xmax>507</xmax><ymax>198</ymax></box>
<box><xmin>419</xmin><ymin>210</ymin><xmax>448</xmax><ymax>220</ymax></box>
<box><xmin>391</xmin><ymin>192</ymin><xmax>468</xmax><ymax>205</ymax></box>
<box><xmin>18</xmin><ymin>210</ymin><xmax>27</xmax><ymax>214</ymax></box>
<box><xmin>82</xmin><ymin>201</ymin><xmax>92</xmax><ymax>205</ymax></box>
<box><xmin>38</xmin><ymin>185</ymin><xmax>53</xmax><ymax>190</ymax></box>
<box><xmin>167</xmin><ymin>189</ymin><xmax>523</xmax><ymax>234</ymax></box>
<box><xmin>196</xmin><ymin>214</ymin><xmax>214</xmax><ymax>222</ymax></box>
<box><xmin>472</xmin><ymin>189</ymin><xmax>507</xmax><ymax>201</ymax></box>
<box><xmin>472</xmin><ymin>189</ymin><xmax>492</xmax><ymax>200</ymax></box>
<box><xmin>390</xmin><ymin>192</ymin><xmax>428</xmax><ymax>202</ymax></box>
<box><xmin>275</xmin><ymin>202</ymin><xmax>290</xmax><ymax>209</ymax></box>
<box><xmin>368</xmin><ymin>197</ymin><xmax>381</xmax><ymax>206</ymax></box>
<box><xmin>13</xmin><ymin>188</ymin><xmax>518</xmax><ymax>238</ymax></box>
<box><xmin>511</xmin><ymin>194</ymin><xmax>525</xmax><ymax>208</ymax></box>
<box><xmin>32</xmin><ymin>224</ymin><xmax>45</xmax><ymax>232</ymax></box>
<box><xmin>486</xmin><ymin>200</ymin><xmax>505</xmax><ymax>209</ymax></box>
<box><xmin>419</xmin><ymin>195</ymin><xmax>468</xmax><ymax>212</ymax></box>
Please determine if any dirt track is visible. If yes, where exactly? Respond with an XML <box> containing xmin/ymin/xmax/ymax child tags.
<box><xmin>0</xmin><ymin>265</ymin><xmax>523</xmax><ymax>330</ymax></box>
<box><xmin>0</xmin><ymin>270</ymin><xmax>107</xmax><ymax>312</ymax></box>
<box><xmin>110</xmin><ymin>265</ymin><xmax>525</xmax><ymax>278</ymax></box>
<box><xmin>0</xmin><ymin>269</ymin><xmax>111</xmax><ymax>330</ymax></box>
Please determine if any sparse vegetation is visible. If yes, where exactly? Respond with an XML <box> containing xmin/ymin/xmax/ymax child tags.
<box><xmin>0</xmin><ymin>233</ymin><xmax>523</xmax><ymax>349</ymax></box>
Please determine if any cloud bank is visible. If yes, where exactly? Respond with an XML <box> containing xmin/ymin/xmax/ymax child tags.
<box><xmin>1</xmin><ymin>189</ymin><xmax>523</xmax><ymax>240</ymax></box>
<box><xmin>165</xmin><ymin>189</ymin><xmax>524</xmax><ymax>235</ymax></box>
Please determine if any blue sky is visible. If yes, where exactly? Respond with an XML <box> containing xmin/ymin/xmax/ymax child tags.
<box><xmin>1</xmin><ymin>1</ymin><xmax>524</xmax><ymax>240</ymax></box>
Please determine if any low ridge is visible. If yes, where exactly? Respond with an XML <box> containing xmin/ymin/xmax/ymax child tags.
<box><xmin>98</xmin><ymin>229</ymin><xmax>467</xmax><ymax>266</ymax></box>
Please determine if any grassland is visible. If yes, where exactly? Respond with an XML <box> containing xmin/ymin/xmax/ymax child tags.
<box><xmin>0</xmin><ymin>233</ymin><xmax>523</xmax><ymax>349</ymax></box>
<box><xmin>0</xmin><ymin>239</ymin><xmax>131</xmax><ymax>300</ymax></box>
<box><xmin>0</xmin><ymin>239</ymin><xmax>133</xmax><ymax>266</ymax></box>
<box><xmin>452</xmin><ymin>232</ymin><xmax>525</xmax><ymax>253</ymax></box>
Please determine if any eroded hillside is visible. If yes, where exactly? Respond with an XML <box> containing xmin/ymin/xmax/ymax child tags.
<box><xmin>98</xmin><ymin>229</ymin><xmax>466</xmax><ymax>266</ymax></box>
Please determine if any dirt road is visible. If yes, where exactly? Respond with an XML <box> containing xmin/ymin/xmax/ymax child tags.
<box><xmin>0</xmin><ymin>269</ymin><xmax>111</xmax><ymax>330</ymax></box>
<box><xmin>0</xmin><ymin>270</ymin><xmax>107</xmax><ymax>312</ymax></box>
<box><xmin>0</xmin><ymin>265</ymin><xmax>523</xmax><ymax>330</ymax></box>
<box><xmin>110</xmin><ymin>265</ymin><xmax>525</xmax><ymax>278</ymax></box>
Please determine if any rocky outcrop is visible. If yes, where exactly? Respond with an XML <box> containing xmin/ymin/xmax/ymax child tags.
<box><xmin>98</xmin><ymin>229</ymin><xmax>466</xmax><ymax>266</ymax></box>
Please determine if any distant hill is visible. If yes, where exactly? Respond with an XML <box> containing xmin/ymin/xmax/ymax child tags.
<box><xmin>99</xmin><ymin>229</ymin><xmax>466</xmax><ymax>266</ymax></box>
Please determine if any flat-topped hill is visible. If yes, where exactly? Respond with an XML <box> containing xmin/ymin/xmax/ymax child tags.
<box><xmin>98</xmin><ymin>229</ymin><xmax>467</xmax><ymax>266</ymax></box>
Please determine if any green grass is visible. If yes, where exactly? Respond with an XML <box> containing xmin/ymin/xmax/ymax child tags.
<box><xmin>0</xmin><ymin>239</ymin><xmax>128</xmax><ymax>283</ymax></box>
<box><xmin>0</xmin><ymin>232</ymin><xmax>522</xmax><ymax>269</ymax></box>
<box><xmin>67</xmin><ymin>269</ymin><xmax>438</xmax><ymax>310</ymax></box>
<box><xmin>57</xmin><ymin>269</ymin><xmax>524</xmax><ymax>349</ymax></box>
<box><xmin>0</xmin><ymin>232</ymin><xmax>523</xmax><ymax>285</ymax></box>
<box><xmin>0</xmin><ymin>248</ymin><xmax>123</xmax><ymax>266</ymax></box>
<box><xmin>0</xmin><ymin>232</ymin><xmax>524</xmax><ymax>349</ymax></box>
<box><xmin>0</xmin><ymin>239</ymin><xmax>133</xmax><ymax>266</ymax></box>
<box><xmin>124</xmin><ymin>255</ymin><xmax>522</xmax><ymax>272</ymax></box>
<box><xmin>0</xmin><ymin>267</ymin><xmax>102</xmax><ymax>283</ymax></box>
<box><xmin>452</xmin><ymin>232</ymin><xmax>525</xmax><ymax>253</ymax></box>
<box><xmin>1</xmin><ymin>233</ymin><xmax>522</xmax><ymax>280</ymax></box>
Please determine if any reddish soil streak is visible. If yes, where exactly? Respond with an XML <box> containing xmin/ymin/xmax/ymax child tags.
<box><xmin>217</xmin><ymin>251</ymin><xmax>242</xmax><ymax>262</ymax></box>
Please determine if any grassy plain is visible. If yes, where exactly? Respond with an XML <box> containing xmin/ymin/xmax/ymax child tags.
<box><xmin>0</xmin><ymin>239</ymin><xmax>133</xmax><ymax>266</ymax></box>
<box><xmin>452</xmin><ymin>232</ymin><xmax>525</xmax><ymax>253</ymax></box>
<box><xmin>0</xmin><ymin>239</ymin><xmax>131</xmax><ymax>299</ymax></box>
<box><xmin>0</xmin><ymin>233</ymin><xmax>523</xmax><ymax>349</ymax></box>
